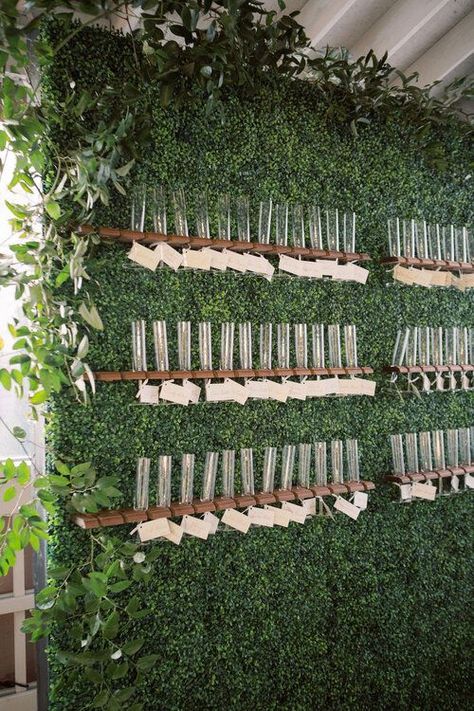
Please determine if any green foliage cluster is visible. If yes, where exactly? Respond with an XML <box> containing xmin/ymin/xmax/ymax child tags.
<box><xmin>41</xmin><ymin>21</ymin><xmax>474</xmax><ymax>711</ymax></box>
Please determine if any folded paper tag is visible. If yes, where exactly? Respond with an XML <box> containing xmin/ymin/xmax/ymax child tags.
<box><xmin>279</xmin><ymin>255</ymin><xmax>307</xmax><ymax>277</ymax></box>
<box><xmin>160</xmin><ymin>380</ymin><xmax>190</xmax><ymax>406</ymax></box>
<box><xmin>222</xmin><ymin>508</ymin><xmax>250</xmax><ymax>533</ymax></box>
<box><xmin>265</xmin><ymin>505</ymin><xmax>290</xmax><ymax>527</ymax></box>
<box><xmin>456</xmin><ymin>272</ymin><xmax>474</xmax><ymax>291</ymax></box>
<box><xmin>182</xmin><ymin>379</ymin><xmax>201</xmax><ymax>404</ymax></box>
<box><xmin>412</xmin><ymin>482</ymin><xmax>436</xmax><ymax>501</ymax></box>
<box><xmin>204</xmin><ymin>248</ymin><xmax>228</xmax><ymax>271</ymax></box>
<box><xmin>281</xmin><ymin>501</ymin><xmax>307</xmax><ymax>524</ymax></box>
<box><xmin>430</xmin><ymin>270</ymin><xmax>453</xmax><ymax>287</ymax></box>
<box><xmin>162</xmin><ymin>520</ymin><xmax>183</xmax><ymax>545</ymax></box>
<box><xmin>133</xmin><ymin>518</ymin><xmax>171</xmax><ymax>542</ymax></box>
<box><xmin>400</xmin><ymin>483</ymin><xmax>412</xmax><ymax>501</ymax></box>
<box><xmin>349</xmin><ymin>378</ymin><xmax>376</xmax><ymax>396</ymax></box>
<box><xmin>137</xmin><ymin>383</ymin><xmax>160</xmax><ymax>405</ymax></box>
<box><xmin>313</xmin><ymin>259</ymin><xmax>339</xmax><ymax>278</ymax></box>
<box><xmin>247</xmin><ymin>506</ymin><xmax>275</xmax><ymax>527</ymax></box>
<box><xmin>128</xmin><ymin>242</ymin><xmax>161</xmax><ymax>271</ymax></box>
<box><xmin>302</xmin><ymin>498</ymin><xmax>316</xmax><ymax>515</ymax></box>
<box><xmin>159</xmin><ymin>242</ymin><xmax>184</xmax><ymax>271</ymax></box>
<box><xmin>352</xmin><ymin>491</ymin><xmax>368</xmax><ymax>510</ymax></box>
<box><xmin>393</xmin><ymin>265</ymin><xmax>421</xmax><ymax>286</ymax></box>
<box><xmin>465</xmin><ymin>473</ymin><xmax>474</xmax><ymax>489</ymax></box>
<box><xmin>206</xmin><ymin>379</ymin><xmax>248</xmax><ymax>405</ymax></box>
<box><xmin>245</xmin><ymin>380</ymin><xmax>270</xmax><ymax>400</ymax></box>
<box><xmin>181</xmin><ymin>515</ymin><xmax>210</xmax><ymax>540</ymax></box>
<box><xmin>334</xmin><ymin>496</ymin><xmax>360</xmax><ymax>520</ymax></box>
<box><xmin>203</xmin><ymin>511</ymin><xmax>219</xmax><ymax>534</ymax></box>
<box><xmin>183</xmin><ymin>248</ymin><xmax>212</xmax><ymax>271</ymax></box>
<box><xmin>266</xmin><ymin>379</ymin><xmax>291</xmax><ymax>402</ymax></box>
<box><xmin>415</xmin><ymin>268</ymin><xmax>434</xmax><ymax>287</ymax></box>
<box><xmin>334</xmin><ymin>263</ymin><xmax>369</xmax><ymax>284</ymax></box>
<box><xmin>288</xmin><ymin>381</ymin><xmax>307</xmax><ymax>400</ymax></box>
<box><xmin>224</xmin><ymin>250</ymin><xmax>248</xmax><ymax>272</ymax></box>
<box><xmin>451</xmin><ymin>475</ymin><xmax>460</xmax><ymax>492</ymax></box>
<box><xmin>304</xmin><ymin>378</ymin><xmax>337</xmax><ymax>397</ymax></box>
<box><xmin>242</xmin><ymin>253</ymin><xmax>274</xmax><ymax>279</ymax></box>
<box><xmin>301</xmin><ymin>260</ymin><xmax>325</xmax><ymax>279</ymax></box>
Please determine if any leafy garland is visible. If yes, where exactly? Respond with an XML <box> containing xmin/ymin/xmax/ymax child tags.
<box><xmin>0</xmin><ymin>2</ymin><xmax>473</xmax><ymax>708</ymax></box>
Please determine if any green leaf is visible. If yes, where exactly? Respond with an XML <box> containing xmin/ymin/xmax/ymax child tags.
<box><xmin>3</xmin><ymin>486</ymin><xmax>17</xmax><ymax>503</ymax></box>
<box><xmin>136</xmin><ymin>654</ymin><xmax>159</xmax><ymax>671</ymax></box>
<box><xmin>122</xmin><ymin>638</ymin><xmax>144</xmax><ymax>656</ymax></box>
<box><xmin>12</xmin><ymin>426</ymin><xmax>26</xmax><ymax>440</ymax></box>
<box><xmin>79</xmin><ymin>303</ymin><xmax>104</xmax><ymax>331</ymax></box>
<box><xmin>45</xmin><ymin>200</ymin><xmax>61</xmax><ymax>220</ymax></box>
<box><xmin>30</xmin><ymin>390</ymin><xmax>48</xmax><ymax>405</ymax></box>
<box><xmin>115</xmin><ymin>159</ymin><xmax>135</xmax><ymax>177</ymax></box>
<box><xmin>0</xmin><ymin>369</ymin><xmax>12</xmax><ymax>390</ymax></box>
<box><xmin>102</xmin><ymin>611</ymin><xmax>119</xmax><ymax>640</ymax></box>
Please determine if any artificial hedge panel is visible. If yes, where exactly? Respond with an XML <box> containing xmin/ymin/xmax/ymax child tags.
<box><xmin>45</xmin><ymin>21</ymin><xmax>474</xmax><ymax>711</ymax></box>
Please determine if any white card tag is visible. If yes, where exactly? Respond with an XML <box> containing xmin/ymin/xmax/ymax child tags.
<box><xmin>451</xmin><ymin>475</ymin><xmax>460</xmax><ymax>492</ymax></box>
<box><xmin>204</xmin><ymin>248</ymin><xmax>228</xmax><ymax>271</ymax></box>
<box><xmin>183</xmin><ymin>248</ymin><xmax>212</xmax><ymax>271</ymax></box>
<box><xmin>133</xmin><ymin>518</ymin><xmax>171</xmax><ymax>542</ymax></box>
<box><xmin>353</xmin><ymin>491</ymin><xmax>368</xmax><ymax>510</ymax></box>
<box><xmin>333</xmin><ymin>378</ymin><xmax>358</xmax><ymax>396</ymax></box>
<box><xmin>159</xmin><ymin>242</ymin><xmax>183</xmax><ymax>270</ymax></box>
<box><xmin>223</xmin><ymin>250</ymin><xmax>247</xmax><ymax>272</ymax></box>
<box><xmin>160</xmin><ymin>380</ymin><xmax>190</xmax><ymax>405</ymax></box>
<box><xmin>267</xmin><ymin>379</ymin><xmax>290</xmax><ymax>402</ymax></box>
<box><xmin>162</xmin><ymin>520</ymin><xmax>183</xmax><ymax>545</ymax></box>
<box><xmin>182</xmin><ymin>379</ymin><xmax>201</xmax><ymax>404</ymax></box>
<box><xmin>288</xmin><ymin>381</ymin><xmax>307</xmax><ymax>400</ymax></box>
<box><xmin>203</xmin><ymin>511</ymin><xmax>219</xmax><ymax>534</ymax></box>
<box><xmin>412</xmin><ymin>482</ymin><xmax>436</xmax><ymax>500</ymax></box>
<box><xmin>242</xmin><ymin>253</ymin><xmax>275</xmax><ymax>279</ymax></box>
<box><xmin>247</xmin><ymin>506</ymin><xmax>275</xmax><ymax>527</ymax></box>
<box><xmin>400</xmin><ymin>484</ymin><xmax>412</xmax><ymax>501</ymax></box>
<box><xmin>393</xmin><ymin>265</ymin><xmax>417</xmax><ymax>285</ymax></box>
<box><xmin>222</xmin><ymin>508</ymin><xmax>250</xmax><ymax>533</ymax></box>
<box><xmin>264</xmin><ymin>505</ymin><xmax>290</xmax><ymax>527</ymax></box>
<box><xmin>430</xmin><ymin>270</ymin><xmax>453</xmax><ymax>287</ymax></box>
<box><xmin>303</xmin><ymin>378</ymin><xmax>335</xmax><ymax>397</ymax></box>
<box><xmin>352</xmin><ymin>378</ymin><xmax>376</xmax><ymax>396</ymax></box>
<box><xmin>302</xmin><ymin>498</ymin><xmax>316</xmax><ymax>515</ymax></box>
<box><xmin>281</xmin><ymin>501</ymin><xmax>307</xmax><ymax>524</ymax></box>
<box><xmin>137</xmin><ymin>383</ymin><xmax>160</xmax><ymax>404</ymax></box>
<box><xmin>334</xmin><ymin>263</ymin><xmax>369</xmax><ymax>284</ymax></box>
<box><xmin>205</xmin><ymin>379</ymin><xmax>248</xmax><ymax>405</ymax></box>
<box><xmin>465</xmin><ymin>473</ymin><xmax>474</xmax><ymax>489</ymax></box>
<box><xmin>245</xmin><ymin>380</ymin><xmax>270</xmax><ymax>400</ymax></box>
<box><xmin>128</xmin><ymin>242</ymin><xmax>161</xmax><ymax>271</ymax></box>
<box><xmin>334</xmin><ymin>496</ymin><xmax>360</xmax><ymax>520</ymax></box>
<box><xmin>181</xmin><ymin>515</ymin><xmax>210</xmax><ymax>540</ymax></box>
<box><xmin>279</xmin><ymin>255</ymin><xmax>306</xmax><ymax>276</ymax></box>
<box><xmin>301</xmin><ymin>260</ymin><xmax>325</xmax><ymax>278</ymax></box>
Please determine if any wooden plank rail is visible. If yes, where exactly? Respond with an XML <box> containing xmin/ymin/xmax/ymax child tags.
<box><xmin>380</xmin><ymin>255</ymin><xmax>474</xmax><ymax>273</ymax></box>
<box><xmin>78</xmin><ymin>224</ymin><xmax>371</xmax><ymax>263</ymax></box>
<box><xmin>384</xmin><ymin>465</ymin><xmax>474</xmax><ymax>485</ymax></box>
<box><xmin>72</xmin><ymin>480</ymin><xmax>376</xmax><ymax>529</ymax></box>
<box><xmin>92</xmin><ymin>366</ymin><xmax>374</xmax><ymax>382</ymax></box>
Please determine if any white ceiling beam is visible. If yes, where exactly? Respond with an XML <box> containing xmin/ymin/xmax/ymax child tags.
<box><xmin>297</xmin><ymin>0</ymin><xmax>361</xmax><ymax>47</ymax></box>
<box><xmin>350</xmin><ymin>0</ymin><xmax>453</xmax><ymax>63</ymax></box>
<box><xmin>402</xmin><ymin>10</ymin><xmax>474</xmax><ymax>88</ymax></box>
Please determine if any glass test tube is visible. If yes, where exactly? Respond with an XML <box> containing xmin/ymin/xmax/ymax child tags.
<box><xmin>172</xmin><ymin>188</ymin><xmax>188</xmax><ymax>236</ymax></box>
<box><xmin>258</xmin><ymin>200</ymin><xmax>272</xmax><ymax>244</ymax></box>
<box><xmin>134</xmin><ymin>457</ymin><xmax>150</xmax><ymax>510</ymax></box>
<box><xmin>260</xmin><ymin>323</ymin><xmax>273</xmax><ymax>369</ymax></box>
<box><xmin>262</xmin><ymin>446</ymin><xmax>277</xmax><ymax>493</ymax></box>
<box><xmin>177</xmin><ymin>321</ymin><xmax>191</xmax><ymax>371</ymax></box>
<box><xmin>132</xmin><ymin>320</ymin><xmax>147</xmax><ymax>371</ymax></box>
<box><xmin>180</xmin><ymin>453</ymin><xmax>195</xmax><ymax>504</ymax></box>
<box><xmin>390</xmin><ymin>434</ymin><xmax>405</xmax><ymax>476</ymax></box>
<box><xmin>343</xmin><ymin>212</ymin><xmax>356</xmax><ymax>253</ymax></box>
<box><xmin>195</xmin><ymin>192</ymin><xmax>210</xmax><ymax>238</ymax></box>
<box><xmin>277</xmin><ymin>323</ymin><xmax>290</xmax><ymax>369</ymax></box>
<box><xmin>419</xmin><ymin>431</ymin><xmax>433</xmax><ymax>471</ymax></box>
<box><xmin>236</xmin><ymin>196</ymin><xmax>250</xmax><ymax>242</ymax></box>
<box><xmin>240</xmin><ymin>448</ymin><xmax>254</xmax><ymax>495</ymax></box>
<box><xmin>346</xmin><ymin>439</ymin><xmax>360</xmax><ymax>481</ymax></box>
<box><xmin>220</xmin><ymin>322</ymin><xmax>235</xmax><ymax>370</ymax></box>
<box><xmin>308</xmin><ymin>206</ymin><xmax>323</xmax><ymax>250</ymax></box>
<box><xmin>314</xmin><ymin>441</ymin><xmax>327</xmax><ymax>486</ymax></box>
<box><xmin>199</xmin><ymin>322</ymin><xmax>212</xmax><ymax>370</ymax></box>
<box><xmin>458</xmin><ymin>427</ymin><xmax>471</xmax><ymax>465</ymax></box>
<box><xmin>239</xmin><ymin>322</ymin><xmax>253</xmax><ymax>370</ymax></box>
<box><xmin>312</xmin><ymin>324</ymin><xmax>325</xmax><ymax>368</ymax></box>
<box><xmin>153</xmin><ymin>320</ymin><xmax>168</xmax><ymax>371</ymax></box>
<box><xmin>218</xmin><ymin>194</ymin><xmax>231</xmax><ymax>240</ymax></box>
<box><xmin>328</xmin><ymin>325</ymin><xmax>342</xmax><ymax>369</ymax></box>
<box><xmin>280</xmin><ymin>444</ymin><xmax>296</xmax><ymax>490</ymax></box>
<box><xmin>326</xmin><ymin>208</ymin><xmax>339</xmax><ymax>251</ymax></box>
<box><xmin>405</xmin><ymin>432</ymin><xmax>419</xmax><ymax>473</ymax></box>
<box><xmin>202</xmin><ymin>451</ymin><xmax>219</xmax><ymax>502</ymax></box>
<box><xmin>432</xmin><ymin>430</ymin><xmax>445</xmax><ymax>469</ymax></box>
<box><xmin>446</xmin><ymin>429</ymin><xmax>459</xmax><ymax>467</ymax></box>
<box><xmin>292</xmin><ymin>204</ymin><xmax>305</xmax><ymax>248</ymax></box>
<box><xmin>331</xmin><ymin>440</ymin><xmax>344</xmax><ymax>484</ymax></box>
<box><xmin>298</xmin><ymin>443</ymin><xmax>312</xmax><ymax>488</ymax></box>
<box><xmin>294</xmin><ymin>323</ymin><xmax>308</xmax><ymax>369</ymax></box>
<box><xmin>131</xmin><ymin>187</ymin><xmax>146</xmax><ymax>232</ymax></box>
<box><xmin>151</xmin><ymin>186</ymin><xmax>167</xmax><ymax>234</ymax></box>
<box><xmin>157</xmin><ymin>455</ymin><xmax>172</xmax><ymax>508</ymax></box>
<box><xmin>222</xmin><ymin>450</ymin><xmax>235</xmax><ymax>498</ymax></box>
<box><xmin>275</xmin><ymin>203</ymin><xmax>288</xmax><ymax>246</ymax></box>
<box><xmin>344</xmin><ymin>325</ymin><xmax>358</xmax><ymax>368</ymax></box>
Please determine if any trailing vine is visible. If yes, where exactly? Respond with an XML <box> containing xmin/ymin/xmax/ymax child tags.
<box><xmin>0</xmin><ymin>2</ymin><xmax>473</xmax><ymax>708</ymax></box>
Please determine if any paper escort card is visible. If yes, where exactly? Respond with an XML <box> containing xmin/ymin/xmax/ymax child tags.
<box><xmin>465</xmin><ymin>473</ymin><xmax>474</xmax><ymax>489</ymax></box>
<box><xmin>181</xmin><ymin>515</ymin><xmax>211</xmax><ymax>540</ymax></box>
<box><xmin>183</xmin><ymin>248</ymin><xmax>212</xmax><ymax>271</ymax></box>
<box><xmin>264</xmin><ymin>505</ymin><xmax>290</xmax><ymax>527</ymax></box>
<box><xmin>159</xmin><ymin>242</ymin><xmax>183</xmax><ymax>270</ymax></box>
<box><xmin>288</xmin><ymin>381</ymin><xmax>307</xmax><ymax>400</ymax></box>
<box><xmin>279</xmin><ymin>255</ymin><xmax>307</xmax><ymax>277</ymax></box>
<box><xmin>393</xmin><ymin>265</ymin><xmax>419</xmax><ymax>286</ymax></box>
<box><xmin>128</xmin><ymin>242</ymin><xmax>161</xmax><ymax>271</ymax></box>
<box><xmin>352</xmin><ymin>491</ymin><xmax>368</xmax><ymax>510</ymax></box>
<box><xmin>399</xmin><ymin>484</ymin><xmax>412</xmax><ymax>501</ymax></box>
<box><xmin>281</xmin><ymin>501</ymin><xmax>307</xmax><ymax>524</ymax></box>
<box><xmin>204</xmin><ymin>248</ymin><xmax>228</xmax><ymax>271</ymax></box>
<box><xmin>430</xmin><ymin>270</ymin><xmax>453</xmax><ymax>287</ymax></box>
<box><xmin>245</xmin><ymin>380</ymin><xmax>270</xmax><ymax>400</ymax></box>
<box><xmin>205</xmin><ymin>379</ymin><xmax>249</xmax><ymax>405</ymax></box>
<box><xmin>160</xmin><ymin>380</ymin><xmax>190</xmax><ymax>406</ymax></box>
<box><xmin>451</xmin><ymin>475</ymin><xmax>460</xmax><ymax>492</ymax></box>
<box><xmin>137</xmin><ymin>383</ymin><xmax>160</xmax><ymax>404</ymax></box>
<box><xmin>302</xmin><ymin>498</ymin><xmax>316</xmax><ymax>515</ymax></box>
<box><xmin>182</xmin><ymin>379</ymin><xmax>201</xmax><ymax>404</ymax></box>
<box><xmin>334</xmin><ymin>263</ymin><xmax>369</xmax><ymax>284</ymax></box>
<box><xmin>266</xmin><ymin>379</ymin><xmax>291</xmax><ymax>402</ymax></box>
<box><xmin>222</xmin><ymin>508</ymin><xmax>251</xmax><ymax>533</ymax></box>
<box><xmin>223</xmin><ymin>250</ymin><xmax>248</xmax><ymax>272</ymax></box>
<box><xmin>411</xmin><ymin>482</ymin><xmax>436</xmax><ymax>501</ymax></box>
<box><xmin>242</xmin><ymin>253</ymin><xmax>274</xmax><ymax>279</ymax></box>
<box><xmin>333</xmin><ymin>496</ymin><xmax>360</xmax><ymax>520</ymax></box>
<box><xmin>203</xmin><ymin>512</ymin><xmax>219</xmax><ymax>534</ymax></box>
<box><xmin>247</xmin><ymin>506</ymin><xmax>275</xmax><ymax>527</ymax></box>
<box><xmin>133</xmin><ymin>518</ymin><xmax>171</xmax><ymax>542</ymax></box>
<box><xmin>162</xmin><ymin>520</ymin><xmax>183</xmax><ymax>545</ymax></box>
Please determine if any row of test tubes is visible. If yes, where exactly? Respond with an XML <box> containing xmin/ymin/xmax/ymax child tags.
<box><xmin>134</xmin><ymin>439</ymin><xmax>361</xmax><ymax>510</ymax></box>
<box><xmin>130</xmin><ymin>186</ymin><xmax>357</xmax><ymax>252</ymax></box>
<box><xmin>390</xmin><ymin>427</ymin><xmax>473</xmax><ymax>491</ymax></box>
<box><xmin>391</xmin><ymin>326</ymin><xmax>474</xmax><ymax>391</ymax></box>
<box><xmin>387</xmin><ymin>218</ymin><xmax>472</xmax><ymax>263</ymax></box>
<box><xmin>132</xmin><ymin>320</ymin><xmax>359</xmax><ymax>372</ymax></box>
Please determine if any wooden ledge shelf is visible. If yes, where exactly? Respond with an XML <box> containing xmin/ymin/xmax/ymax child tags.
<box><xmin>72</xmin><ymin>480</ymin><xmax>375</xmax><ymax>530</ymax></box>
<box><xmin>385</xmin><ymin>365</ymin><xmax>474</xmax><ymax>375</ymax></box>
<box><xmin>92</xmin><ymin>366</ymin><xmax>374</xmax><ymax>382</ymax></box>
<box><xmin>380</xmin><ymin>255</ymin><xmax>474</xmax><ymax>274</ymax></box>
<box><xmin>384</xmin><ymin>465</ymin><xmax>474</xmax><ymax>485</ymax></box>
<box><xmin>78</xmin><ymin>225</ymin><xmax>371</xmax><ymax>264</ymax></box>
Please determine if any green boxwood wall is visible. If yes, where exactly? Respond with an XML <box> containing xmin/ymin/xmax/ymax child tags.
<box><xmin>45</xmin><ymin>22</ymin><xmax>474</xmax><ymax>711</ymax></box>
